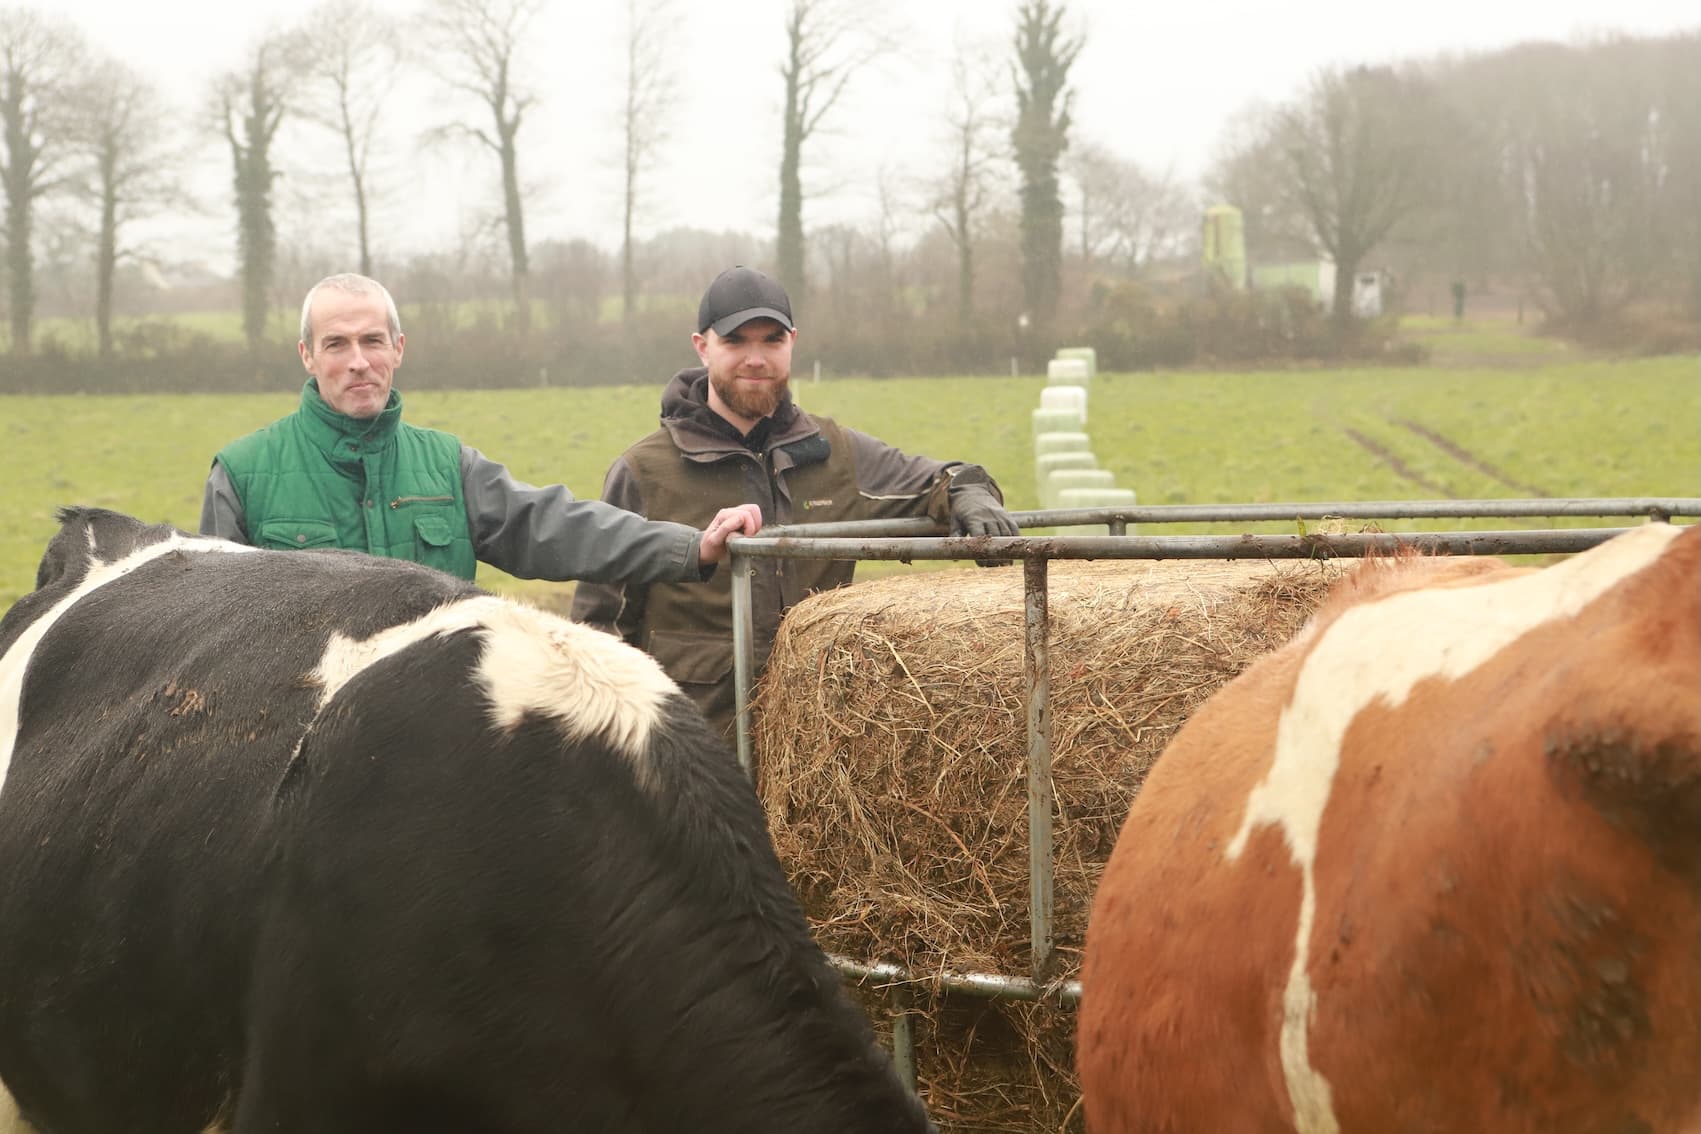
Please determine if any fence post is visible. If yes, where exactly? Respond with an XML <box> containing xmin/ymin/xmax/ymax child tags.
<box><xmin>731</xmin><ymin>550</ymin><xmax>757</xmax><ymax>777</ymax></box>
<box><xmin>1023</xmin><ymin>556</ymin><xmax>1056</xmax><ymax>984</ymax></box>
<box><xmin>891</xmin><ymin>983</ymin><xmax>917</xmax><ymax>1090</ymax></box>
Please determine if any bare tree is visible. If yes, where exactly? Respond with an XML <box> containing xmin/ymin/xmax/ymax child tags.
<box><xmin>1207</xmin><ymin>33</ymin><xmax>1699</xmax><ymax>328</ymax></box>
<box><xmin>426</xmin><ymin>0</ymin><xmax>540</xmax><ymax>338</ymax></box>
<box><xmin>297</xmin><ymin>0</ymin><xmax>404</xmax><ymax>278</ymax></box>
<box><xmin>1204</xmin><ymin>103</ymin><xmax>1314</xmax><ymax>270</ymax></box>
<box><xmin>216</xmin><ymin>36</ymin><xmax>293</xmax><ymax>358</ymax></box>
<box><xmin>1490</xmin><ymin>37</ymin><xmax>1695</xmax><ymax>326</ymax></box>
<box><xmin>71</xmin><ymin>59</ymin><xmax>187</xmax><ymax>360</ymax></box>
<box><xmin>776</xmin><ymin>0</ymin><xmax>885</xmax><ymax>295</ymax></box>
<box><xmin>1651</xmin><ymin>34</ymin><xmax>1701</xmax><ymax>317</ymax></box>
<box><xmin>618</xmin><ymin>0</ymin><xmax>677</xmax><ymax>324</ymax></box>
<box><xmin>534</xmin><ymin>236</ymin><xmax>606</xmax><ymax>328</ymax></box>
<box><xmin>1065</xmin><ymin>140</ymin><xmax>1116</xmax><ymax>271</ymax></box>
<box><xmin>1068</xmin><ymin>140</ymin><xmax>1191</xmax><ymax>278</ymax></box>
<box><xmin>870</xmin><ymin>167</ymin><xmax>909</xmax><ymax>328</ymax></box>
<box><xmin>1010</xmin><ymin>0</ymin><xmax>1080</xmax><ymax>337</ymax></box>
<box><xmin>1270</xmin><ymin>65</ymin><xmax>1437</xmax><ymax>327</ymax></box>
<box><xmin>1406</xmin><ymin>82</ymin><xmax>1504</xmax><ymax>307</ymax></box>
<box><xmin>0</xmin><ymin>7</ymin><xmax>85</xmax><ymax>358</ymax></box>
<box><xmin>811</xmin><ymin>220</ymin><xmax>875</xmax><ymax>330</ymax></box>
<box><xmin>931</xmin><ymin>44</ymin><xmax>1002</xmax><ymax>329</ymax></box>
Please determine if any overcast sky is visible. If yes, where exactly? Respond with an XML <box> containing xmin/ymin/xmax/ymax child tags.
<box><xmin>48</xmin><ymin>0</ymin><xmax>1701</xmax><ymax>274</ymax></box>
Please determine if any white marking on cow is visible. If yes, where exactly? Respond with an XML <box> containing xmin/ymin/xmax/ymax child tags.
<box><xmin>0</xmin><ymin>533</ymin><xmax>255</xmax><ymax>796</ymax></box>
<box><xmin>313</xmin><ymin>596</ymin><xmax>677</xmax><ymax>786</ymax></box>
<box><xmin>0</xmin><ymin>1077</ymin><xmax>223</xmax><ymax>1134</ymax></box>
<box><xmin>0</xmin><ymin>1079</ymin><xmax>30</xmax><ymax>1133</ymax></box>
<box><xmin>1224</xmin><ymin>523</ymin><xmax>1683</xmax><ymax>1134</ymax></box>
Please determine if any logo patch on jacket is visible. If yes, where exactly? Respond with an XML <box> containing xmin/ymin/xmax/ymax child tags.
<box><xmin>803</xmin><ymin>498</ymin><xmax>836</xmax><ymax>509</ymax></box>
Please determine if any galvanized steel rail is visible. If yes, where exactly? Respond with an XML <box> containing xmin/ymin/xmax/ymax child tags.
<box><xmin>726</xmin><ymin>498</ymin><xmax>1699</xmax><ymax>1084</ymax></box>
<box><xmin>759</xmin><ymin>496</ymin><xmax>1697</xmax><ymax>540</ymax></box>
<box><xmin>829</xmin><ymin>953</ymin><xmax>1083</xmax><ymax>1005</ymax></box>
<box><xmin>728</xmin><ymin>528</ymin><xmax>1639</xmax><ymax>573</ymax></box>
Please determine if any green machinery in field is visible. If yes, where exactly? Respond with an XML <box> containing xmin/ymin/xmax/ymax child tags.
<box><xmin>1201</xmin><ymin>204</ymin><xmax>1247</xmax><ymax>291</ymax></box>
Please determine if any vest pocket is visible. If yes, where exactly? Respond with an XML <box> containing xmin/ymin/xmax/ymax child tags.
<box><xmin>255</xmin><ymin>518</ymin><xmax>339</xmax><ymax>551</ymax></box>
<box><xmin>412</xmin><ymin>513</ymin><xmax>459</xmax><ymax>572</ymax></box>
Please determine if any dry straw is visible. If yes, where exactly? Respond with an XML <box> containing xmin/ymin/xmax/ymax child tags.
<box><xmin>752</xmin><ymin>558</ymin><xmax>1346</xmax><ymax>1132</ymax></box>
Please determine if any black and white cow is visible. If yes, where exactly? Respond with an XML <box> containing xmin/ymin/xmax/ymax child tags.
<box><xmin>0</xmin><ymin>507</ymin><xmax>932</xmax><ymax>1134</ymax></box>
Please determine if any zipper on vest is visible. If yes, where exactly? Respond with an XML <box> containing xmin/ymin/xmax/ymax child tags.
<box><xmin>390</xmin><ymin>495</ymin><xmax>454</xmax><ymax>509</ymax></box>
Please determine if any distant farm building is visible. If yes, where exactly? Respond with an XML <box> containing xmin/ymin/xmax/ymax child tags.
<box><xmin>1250</xmin><ymin>260</ymin><xmax>1388</xmax><ymax>317</ymax></box>
<box><xmin>1199</xmin><ymin>203</ymin><xmax>1391</xmax><ymax>317</ymax></box>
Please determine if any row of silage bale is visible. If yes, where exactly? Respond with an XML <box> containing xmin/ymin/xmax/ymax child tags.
<box><xmin>1031</xmin><ymin>347</ymin><xmax>1135</xmax><ymax>534</ymax></box>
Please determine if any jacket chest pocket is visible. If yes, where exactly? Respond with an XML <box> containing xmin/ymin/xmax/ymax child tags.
<box><xmin>789</xmin><ymin>495</ymin><xmax>857</xmax><ymax>527</ymax></box>
<box><xmin>782</xmin><ymin>464</ymin><xmax>856</xmax><ymax>525</ymax></box>
<box><xmin>256</xmin><ymin>518</ymin><xmax>339</xmax><ymax>551</ymax></box>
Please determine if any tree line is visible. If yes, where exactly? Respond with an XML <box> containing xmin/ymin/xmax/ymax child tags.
<box><xmin>0</xmin><ymin>0</ymin><xmax>1694</xmax><ymax>392</ymax></box>
<box><xmin>1210</xmin><ymin>33</ymin><xmax>1699</xmax><ymax>338</ymax></box>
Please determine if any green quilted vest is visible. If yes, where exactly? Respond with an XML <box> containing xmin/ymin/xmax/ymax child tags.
<box><xmin>216</xmin><ymin>380</ymin><xmax>478</xmax><ymax>579</ymax></box>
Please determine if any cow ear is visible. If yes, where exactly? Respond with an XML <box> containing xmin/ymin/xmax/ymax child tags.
<box><xmin>35</xmin><ymin>525</ymin><xmax>84</xmax><ymax>591</ymax></box>
<box><xmin>34</xmin><ymin>543</ymin><xmax>68</xmax><ymax>591</ymax></box>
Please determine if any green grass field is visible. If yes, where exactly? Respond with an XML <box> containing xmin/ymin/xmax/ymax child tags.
<box><xmin>1</xmin><ymin>355</ymin><xmax>1695</xmax><ymax>610</ymax></box>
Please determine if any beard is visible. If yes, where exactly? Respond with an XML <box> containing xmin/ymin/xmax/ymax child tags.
<box><xmin>708</xmin><ymin>366</ymin><xmax>789</xmax><ymax>422</ymax></box>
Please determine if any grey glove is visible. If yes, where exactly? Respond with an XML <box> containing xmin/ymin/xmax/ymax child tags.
<box><xmin>950</xmin><ymin>482</ymin><xmax>1019</xmax><ymax>567</ymax></box>
<box><xmin>949</xmin><ymin>483</ymin><xmax>1020</xmax><ymax>538</ymax></box>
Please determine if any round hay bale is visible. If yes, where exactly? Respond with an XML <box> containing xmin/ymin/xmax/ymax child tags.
<box><xmin>751</xmin><ymin>558</ymin><xmax>1346</xmax><ymax>1132</ymax></box>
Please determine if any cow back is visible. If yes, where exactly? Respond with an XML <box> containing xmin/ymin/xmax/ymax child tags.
<box><xmin>240</xmin><ymin>598</ymin><xmax>929</xmax><ymax>1132</ymax></box>
<box><xmin>0</xmin><ymin>508</ymin><xmax>928</xmax><ymax>1134</ymax></box>
<box><xmin>0</xmin><ymin>510</ymin><xmax>477</xmax><ymax>1130</ymax></box>
<box><xmin>1078</xmin><ymin>524</ymin><xmax>1700</xmax><ymax>1133</ymax></box>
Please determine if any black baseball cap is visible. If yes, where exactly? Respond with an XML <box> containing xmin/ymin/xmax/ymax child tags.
<box><xmin>697</xmin><ymin>266</ymin><xmax>795</xmax><ymax>336</ymax></box>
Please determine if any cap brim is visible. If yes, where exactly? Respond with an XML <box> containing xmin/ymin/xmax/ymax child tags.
<box><xmin>708</xmin><ymin>307</ymin><xmax>795</xmax><ymax>336</ymax></box>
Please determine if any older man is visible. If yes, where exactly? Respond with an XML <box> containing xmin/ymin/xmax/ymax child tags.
<box><xmin>571</xmin><ymin>265</ymin><xmax>1018</xmax><ymax>738</ymax></box>
<box><xmin>201</xmin><ymin>273</ymin><xmax>759</xmax><ymax>584</ymax></box>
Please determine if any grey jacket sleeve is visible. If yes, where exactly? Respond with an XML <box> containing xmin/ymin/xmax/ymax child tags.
<box><xmin>566</xmin><ymin>457</ymin><xmax>649</xmax><ymax>644</ymax></box>
<box><xmin>460</xmin><ymin>445</ymin><xmax>705</xmax><ymax>585</ymax></box>
<box><xmin>840</xmin><ymin>428</ymin><xmax>1005</xmax><ymax>522</ymax></box>
<box><xmin>199</xmin><ymin>461</ymin><xmax>252</xmax><ymax>543</ymax></box>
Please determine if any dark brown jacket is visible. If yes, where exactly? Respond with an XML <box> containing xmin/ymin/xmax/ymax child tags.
<box><xmin>570</xmin><ymin>368</ymin><xmax>999</xmax><ymax>737</ymax></box>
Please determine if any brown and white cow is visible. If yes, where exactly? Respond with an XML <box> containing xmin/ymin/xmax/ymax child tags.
<box><xmin>1078</xmin><ymin>522</ymin><xmax>1700</xmax><ymax>1133</ymax></box>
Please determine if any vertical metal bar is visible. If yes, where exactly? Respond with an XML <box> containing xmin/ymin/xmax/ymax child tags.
<box><xmin>730</xmin><ymin>549</ymin><xmax>757</xmax><ymax>777</ymax></box>
<box><xmin>1023</xmin><ymin>556</ymin><xmax>1055</xmax><ymax>984</ymax></box>
<box><xmin>891</xmin><ymin>983</ymin><xmax>917</xmax><ymax>1091</ymax></box>
<box><xmin>1108</xmin><ymin>518</ymin><xmax>1127</xmax><ymax>536</ymax></box>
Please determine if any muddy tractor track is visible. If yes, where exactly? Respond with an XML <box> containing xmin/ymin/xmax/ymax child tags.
<box><xmin>1344</xmin><ymin>420</ymin><xmax>1556</xmax><ymax>500</ymax></box>
<box><xmin>1393</xmin><ymin>419</ymin><xmax>1552</xmax><ymax>498</ymax></box>
<box><xmin>1343</xmin><ymin>428</ymin><xmax>1456</xmax><ymax>498</ymax></box>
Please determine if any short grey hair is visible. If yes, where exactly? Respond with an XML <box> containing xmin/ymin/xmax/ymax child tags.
<box><xmin>299</xmin><ymin>273</ymin><xmax>403</xmax><ymax>351</ymax></box>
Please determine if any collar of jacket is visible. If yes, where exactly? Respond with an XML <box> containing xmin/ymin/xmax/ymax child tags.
<box><xmin>297</xmin><ymin>378</ymin><xmax>404</xmax><ymax>463</ymax></box>
<box><xmin>659</xmin><ymin>367</ymin><xmax>818</xmax><ymax>459</ymax></box>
